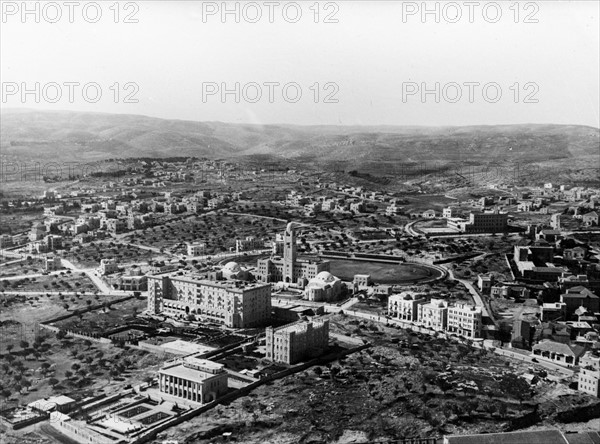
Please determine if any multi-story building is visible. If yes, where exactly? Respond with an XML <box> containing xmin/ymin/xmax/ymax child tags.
<box><xmin>388</xmin><ymin>292</ymin><xmax>426</xmax><ymax>322</ymax></box>
<box><xmin>442</xmin><ymin>207</ymin><xmax>453</xmax><ymax>219</ymax></box>
<box><xmin>99</xmin><ymin>258</ymin><xmax>119</xmax><ymax>275</ymax></box>
<box><xmin>265</xmin><ymin>319</ymin><xmax>329</xmax><ymax>364</ymax></box>
<box><xmin>187</xmin><ymin>242</ymin><xmax>206</xmax><ymax>256</ymax></box>
<box><xmin>560</xmin><ymin>286</ymin><xmax>600</xmax><ymax>317</ymax></box>
<box><xmin>0</xmin><ymin>234</ymin><xmax>13</xmax><ymax>249</ymax></box>
<box><xmin>417</xmin><ymin>298</ymin><xmax>449</xmax><ymax>331</ymax></box>
<box><xmin>44</xmin><ymin>255</ymin><xmax>62</xmax><ymax>271</ymax></box>
<box><xmin>578</xmin><ymin>352</ymin><xmax>600</xmax><ymax>397</ymax></box>
<box><xmin>257</xmin><ymin>223</ymin><xmax>330</xmax><ymax>285</ymax></box>
<box><xmin>119</xmin><ymin>268</ymin><xmax>148</xmax><ymax>291</ymax></box>
<box><xmin>147</xmin><ymin>275</ymin><xmax>271</xmax><ymax>328</ymax></box>
<box><xmin>158</xmin><ymin>357</ymin><xmax>228</xmax><ymax>404</ymax></box>
<box><xmin>447</xmin><ymin>210</ymin><xmax>508</xmax><ymax>234</ymax></box>
<box><xmin>447</xmin><ymin>304</ymin><xmax>482</xmax><ymax>338</ymax></box>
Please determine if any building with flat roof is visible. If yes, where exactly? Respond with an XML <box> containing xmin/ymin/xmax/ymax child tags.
<box><xmin>388</xmin><ymin>292</ymin><xmax>426</xmax><ymax>322</ymax></box>
<box><xmin>147</xmin><ymin>275</ymin><xmax>271</xmax><ymax>328</ymax></box>
<box><xmin>158</xmin><ymin>357</ymin><xmax>227</xmax><ymax>404</ymax></box>
<box><xmin>578</xmin><ymin>351</ymin><xmax>600</xmax><ymax>397</ymax></box>
<box><xmin>447</xmin><ymin>304</ymin><xmax>482</xmax><ymax>338</ymax></box>
<box><xmin>98</xmin><ymin>258</ymin><xmax>118</xmax><ymax>276</ymax></box>
<box><xmin>265</xmin><ymin>319</ymin><xmax>329</xmax><ymax>365</ymax></box>
<box><xmin>417</xmin><ymin>298</ymin><xmax>449</xmax><ymax>331</ymax></box>
<box><xmin>447</xmin><ymin>210</ymin><xmax>508</xmax><ymax>234</ymax></box>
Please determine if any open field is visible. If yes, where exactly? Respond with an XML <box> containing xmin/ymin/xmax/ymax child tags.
<box><xmin>328</xmin><ymin>260</ymin><xmax>442</xmax><ymax>284</ymax></box>
<box><xmin>0</xmin><ymin>271</ymin><xmax>96</xmax><ymax>293</ymax></box>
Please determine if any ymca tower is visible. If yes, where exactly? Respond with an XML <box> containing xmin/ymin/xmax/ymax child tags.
<box><xmin>283</xmin><ymin>222</ymin><xmax>297</xmax><ymax>283</ymax></box>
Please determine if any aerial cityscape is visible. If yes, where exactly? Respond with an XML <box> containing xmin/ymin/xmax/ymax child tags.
<box><xmin>1</xmin><ymin>1</ymin><xmax>599</xmax><ymax>444</ymax></box>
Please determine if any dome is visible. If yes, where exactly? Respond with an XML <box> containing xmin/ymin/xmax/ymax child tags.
<box><xmin>314</xmin><ymin>271</ymin><xmax>337</xmax><ymax>283</ymax></box>
<box><xmin>223</xmin><ymin>262</ymin><xmax>242</xmax><ymax>273</ymax></box>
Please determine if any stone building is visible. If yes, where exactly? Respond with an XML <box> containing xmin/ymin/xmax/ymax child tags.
<box><xmin>158</xmin><ymin>357</ymin><xmax>228</xmax><ymax>404</ymax></box>
<box><xmin>147</xmin><ymin>275</ymin><xmax>271</xmax><ymax>328</ymax></box>
<box><xmin>265</xmin><ymin>319</ymin><xmax>329</xmax><ymax>365</ymax></box>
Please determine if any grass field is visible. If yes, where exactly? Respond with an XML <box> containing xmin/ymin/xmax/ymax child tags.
<box><xmin>328</xmin><ymin>260</ymin><xmax>442</xmax><ymax>284</ymax></box>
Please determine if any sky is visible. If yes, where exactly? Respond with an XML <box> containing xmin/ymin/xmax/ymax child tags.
<box><xmin>1</xmin><ymin>0</ymin><xmax>599</xmax><ymax>127</ymax></box>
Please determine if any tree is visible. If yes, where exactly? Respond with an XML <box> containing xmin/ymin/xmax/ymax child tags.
<box><xmin>19</xmin><ymin>340</ymin><xmax>29</xmax><ymax>350</ymax></box>
<box><xmin>49</xmin><ymin>377</ymin><xmax>59</xmax><ymax>387</ymax></box>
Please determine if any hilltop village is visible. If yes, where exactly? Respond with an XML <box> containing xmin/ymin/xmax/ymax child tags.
<box><xmin>1</xmin><ymin>157</ymin><xmax>600</xmax><ymax>444</ymax></box>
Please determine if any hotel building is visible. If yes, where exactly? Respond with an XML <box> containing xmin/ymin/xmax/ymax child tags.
<box><xmin>147</xmin><ymin>275</ymin><xmax>271</xmax><ymax>328</ymax></box>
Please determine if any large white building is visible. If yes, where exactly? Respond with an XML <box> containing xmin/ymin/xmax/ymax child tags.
<box><xmin>265</xmin><ymin>319</ymin><xmax>329</xmax><ymax>364</ymax></box>
<box><xmin>304</xmin><ymin>271</ymin><xmax>342</xmax><ymax>302</ymax></box>
<box><xmin>447</xmin><ymin>304</ymin><xmax>482</xmax><ymax>338</ymax></box>
<box><xmin>417</xmin><ymin>298</ymin><xmax>449</xmax><ymax>331</ymax></box>
<box><xmin>158</xmin><ymin>357</ymin><xmax>228</xmax><ymax>404</ymax></box>
<box><xmin>147</xmin><ymin>275</ymin><xmax>271</xmax><ymax>328</ymax></box>
<box><xmin>447</xmin><ymin>210</ymin><xmax>508</xmax><ymax>234</ymax></box>
<box><xmin>257</xmin><ymin>223</ymin><xmax>330</xmax><ymax>285</ymax></box>
<box><xmin>388</xmin><ymin>292</ymin><xmax>426</xmax><ymax>322</ymax></box>
<box><xmin>579</xmin><ymin>352</ymin><xmax>600</xmax><ymax>397</ymax></box>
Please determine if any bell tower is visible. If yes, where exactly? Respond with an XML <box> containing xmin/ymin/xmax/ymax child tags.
<box><xmin>283</xmin><ymin>222</ymin><xmax>297</xmax><ymax>283</ymax></box>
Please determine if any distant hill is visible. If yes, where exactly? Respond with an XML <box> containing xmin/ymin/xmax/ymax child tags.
<box><xmin>1</xmin><ymin>110</ymin><xmax>598</xmax><ymax>174</ymax></box>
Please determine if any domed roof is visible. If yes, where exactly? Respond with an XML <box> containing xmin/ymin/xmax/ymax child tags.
<box><xmin>223</xmin><ymin>262</ymin><xmax>242</xmax><ymax>272</ymax></box>
<box><xmin>314</xmin><ymin>271</ymin><xmax>337</xmax><ymax>283</ymax></box>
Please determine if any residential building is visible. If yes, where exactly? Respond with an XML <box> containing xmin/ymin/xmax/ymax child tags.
<box><xmin>442</xmin><ymin>207</ymin><xmax>453</xmax><ymax>219</ymax></box>
<box><xmin>147</xmin><ymin>275</ymin><xmax>271</xmax><ymax>328</ymax></box>
<box><xmin>560</xmin><ymin>286</ymin><xmax>600</xmax><ymax>317</ymax></box>
<box><xmin>44</xmin><ymin>255</ymin><xmax>62</xmax><ymax>272</ymax></box>
<box><xmin>578</xmin><ymin>352</ymin><xmax>600</xmax><ymax>397</ymax></box>
<box><xmin>353</xmin><ymin>274</ymin><xmax>371</xmax><ymax>289</ymax></box>
<box><xmin>98</xmin><ymin>259</ymin><xmax>119</xmax><ymax>275</ymax></box>
<box><xmin>477</xmin><ymin>274</ymin><xmax>494</xmax><ymax>294</ymax></box>
<box><xmin>541</xmin><ymin>302</ymin><xmax>567</xmax><ymax>321</ymax></box>
<box><xmin>265</xmin><ymin>319</ymin><xmax>329</xmax><ymax>364</ymax></box>
<box><xmin>187</xmin><ymin>242</ymin><xmax>206</xmax><ymax>256</ymax></box>
<box><xmin>447</xmin><ymin>304</ymin><xmax>482</xmax><ymax>338</ymax></box>
<box><xmin>417</xmin><ymin>298</ymin><xmax>448</xmax><ymax>331</ymax></box>
<box><xmin>388</xmin><ymin>292</ymin><xmax>426</xmax><ymax>322</ymax></box>
<box><xmin>158</xmin><ymin>357</ymin><xmax>227</xmax><ymax>404</ymax></box>
<box><xmin>531</xmin><ymin>339</ymin><xmax>585</xmax><ymax>367</ymax></box>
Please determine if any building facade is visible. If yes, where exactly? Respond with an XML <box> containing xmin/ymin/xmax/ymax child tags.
<box><xmin>388</xmin><ymin>292</ymin><xmax>426</xmax><ymax>322</ymax></box>
<box><xmin>417</xmin><ymin>299</ymin><xmax>449</xmax><ymax>331</ymax></box>
<box><xmin>578</xmin><ymin>352</ymin><xmax>600</xmax><ymax>397</ymax></box>
<box><xmin>265</xmin><ymin>319</ymin><xmax>329</xmax><ymax>364</ymax></box>
<box><xmin>447</xmin><ymin>304</ymin><xmax>482</xmax><ymax>338</ymax></box>
<box><xmin>257</xmin><ymin>223</ymin><xmax>330</xmax><ymax>285</ymax></box>
<box><xmin>158</xmin><ymin>357</ymin><xmax>228</xmax><ymax>404</ymax></box>
<box><xmin>147</xmin><ymin>275</ymin><xmax>271</xmax><ymax>328</ymax></box>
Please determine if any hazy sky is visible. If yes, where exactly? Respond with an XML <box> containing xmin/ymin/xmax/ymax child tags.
<box><xmin>1</xmin><ymin>1</ymin><xmax>599</xmax><ymax>127</ymax></box>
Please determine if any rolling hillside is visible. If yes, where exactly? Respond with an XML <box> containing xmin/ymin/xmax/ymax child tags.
<box><xmin>1</xmin><ymin>110</ymin><xmax>598</xmax><ymax>174</ymax></box>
